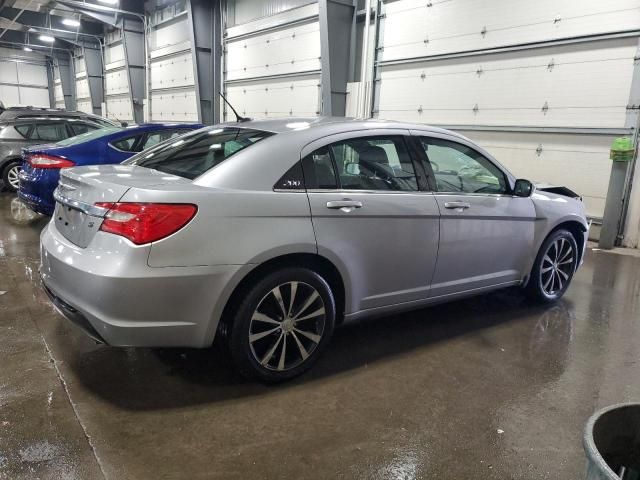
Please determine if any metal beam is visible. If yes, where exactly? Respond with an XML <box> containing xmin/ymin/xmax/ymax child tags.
<box><xmin>120</xmin><ymin>17</ymin><xmax>145</xmax><ymax>123</ymax></box>
<box><xmin>319</xmin><ymin>0</ymin><xmax>355</xmax><ymax>116</ymax></box>
<box><xmin>187</xmin><ymin>0</ymin><xmax>222</xmax><ymax>125</ymax></box>
<box><xmin>438</xmin><ymin>125</ymin><xmax>633</xmax><ymax>136</ymax></box>
<box><xmin>82</xmin><ymin>44</ymin><xmax>104</xmax><ymax>115</ymax></box>
<box><xmin>53</xmin><ymin>52</ymin><xmax>76</xmax><ymax>110</ymax></box>
<box><xmin>0</xmin><ymin>8</ymin><xmax>104</xmax><ymax>36</ymax></box>
<box><xmin>46</xmin><ymin>59</ymin><xmax>55</xmax><ymax>108</ymax></box>
<box><xmin>376</xmin><ymin>29</ymin><xmax>640</xmax><ymax>68</ymax></box>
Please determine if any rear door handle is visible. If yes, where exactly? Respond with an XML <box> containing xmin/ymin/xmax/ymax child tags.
<box><xmin>326</xmin><ymin>200</ymin><xmax>363</xmax><ymax>210</ymax></box>
<box><xmin>444</xmin><ymin>201</ymin><xmax>471</xmax><ymax>210</ymax></box>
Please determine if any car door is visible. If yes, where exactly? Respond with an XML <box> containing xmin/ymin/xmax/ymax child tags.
<box><xmin>301</xmin><ymin>130</ymin><xmax>440</xmax><ymax>315</ymax></box>
<box><xmin>411</xmin><ymin>132</ymin><xmax>537</xmax><ymax>297</ymax></box>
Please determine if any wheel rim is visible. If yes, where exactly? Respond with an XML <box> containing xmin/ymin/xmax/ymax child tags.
<box><xmin>7</xmin><ymin>165</ymin><xmax>20</xmax><ymax>189</ymax></box>
<box><xmin>248</xmin><ymin>281</ymin><xmax>326</xmax><ymax>372</ymax></box>
<box><xmin>540</xmin><ymin>238</ymin><xmax>574</xmax><ymax>296</ymax></box>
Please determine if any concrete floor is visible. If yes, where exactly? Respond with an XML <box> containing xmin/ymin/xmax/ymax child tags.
<box><xmin>1</xmin><ymin>192</ymin><xmax>640</xmax><ymax>480</ymax></box>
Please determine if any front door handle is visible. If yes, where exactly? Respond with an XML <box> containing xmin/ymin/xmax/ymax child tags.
<box><xmin>326</xmin><ymin>200</ymin><xmax>363</xmax><ymax>210</ymax></box>
<box><xmin>444</xmin><ymin>201</ymin><xmax>471</xmax><ymax>210</ymax></box>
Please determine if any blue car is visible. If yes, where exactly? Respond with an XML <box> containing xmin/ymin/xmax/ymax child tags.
<box><xmin>18</xmin><ymin>123</ymin><xmax>202</xmax><ymax>215</ymax></box>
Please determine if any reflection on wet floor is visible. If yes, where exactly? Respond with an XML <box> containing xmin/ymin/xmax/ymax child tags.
<box><xmin>1</xmin><ymin>192</ymin><xmax>640</xmax><ymax>479</ymax></box>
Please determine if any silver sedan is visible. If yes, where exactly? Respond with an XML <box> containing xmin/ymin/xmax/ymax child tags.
<box><xmin>40</xmin><ymin>118</ymin><xmax>588</xmax><ymax>382</ymax></box>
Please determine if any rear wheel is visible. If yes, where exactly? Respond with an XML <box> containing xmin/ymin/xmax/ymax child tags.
<box><xmin>525</xmin><ymin>229</ymin><xmax>578</xmax><ymax>303</ymax></box>
<box><xmin>2</xmin><ymin>160</ymin><xmax>21</xmax><ymax>192</ymax></box>
<box><xmin>228</xmin><ymin>268</ymin><xmax>336</xmax><ymax>383</ymax></box>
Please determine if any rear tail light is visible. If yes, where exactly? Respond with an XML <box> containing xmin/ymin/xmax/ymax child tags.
<box><xmin>94</xmin><ymin>202</ymin><xmax>197</xmax><ymax>245</ymax></box>
<box><xmin>27</xmin><ymin>153</ymin><xmax>75</xmax><ymax>169</ymax></box>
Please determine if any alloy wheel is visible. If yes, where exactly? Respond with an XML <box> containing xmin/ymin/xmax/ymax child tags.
<box><xmin>248</xmin><ymin>281</ymin><xmax>326</xmax><ymax>371</ymax></box>
<box><xmin>7</xmin><ymin>165</ymin><xmax>20</xmax><ymax>190</ymax></box>
<box><xmin>540</xmin><ymin>238</ymin><xmax>574</xmax><ymax>296</ymax></box>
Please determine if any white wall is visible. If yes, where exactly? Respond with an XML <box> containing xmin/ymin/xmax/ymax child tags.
<box><xmin>0</xmin><ymin>47</ymin><xmax>50</xmax><ymax>108</ymax></box>
<box><xmin>376</xmin><ymin>0</ymin><xmax>640</xmax><ymax>226</ymax></box>
<box><xmin>224</xmin><ymin>3</ymin><xmax>321</xmax><ymax>120</ymax></box>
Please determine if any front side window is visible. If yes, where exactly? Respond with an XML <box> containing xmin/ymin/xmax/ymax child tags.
<box><xmin>302</xmin><ymin>136</ymin><xmax>418</xmax><ymax>191</ymax></box>
<box><xmin>419</xmin><ymin>138</ymin><xmax>507</xmax><ymax>194</ymax></box>
<box><xmin>125</xmin><ymin>127</ymin><xmax>273</xmax><ymax>180</ymax></box>
<box><xmin>33</xmin><ymin>123</ymin><xmax>68</xmax><ymax>141</ymax></box>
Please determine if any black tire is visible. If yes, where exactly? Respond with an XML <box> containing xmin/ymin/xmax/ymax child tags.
<box><xmin>525</xmin><ymin>229</ymin><xmax>578</xmax><ymax>303</ymax></box>
<box><xmin>228</xmin><ymin>267</ymin><xmax>336</xmax><ymax>383</ymax></box>
<box><xmin>2</xmin><ymin>160</ymin><xmax>21</xmax><ymax>192</ymax></box>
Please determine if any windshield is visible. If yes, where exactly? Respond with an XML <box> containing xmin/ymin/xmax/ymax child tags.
<box><xmin>56</xmin><ymin>127</ymin><xmax>122</xmax><ymax>146</ymax></box>
<box><xmin>124</xmin><ymin>127</ymin><xmax>273</xmax><ymax>179</ymax></box>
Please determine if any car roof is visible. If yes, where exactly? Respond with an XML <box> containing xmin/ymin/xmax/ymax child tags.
<box><xmin>215</xmin><ymin>116</ymin><xmax>467</xmax><ymax>139</ymax></box>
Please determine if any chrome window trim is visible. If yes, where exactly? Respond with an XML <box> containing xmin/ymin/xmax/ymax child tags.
<box><xmin>53</xmin><ymin>189</ymin><xmax>111</xmax><ymax>217</ymax></box>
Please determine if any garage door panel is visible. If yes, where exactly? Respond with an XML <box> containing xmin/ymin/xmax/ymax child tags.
<box><xmin>150</xmin><ymin>90</ymin><xmax>198</xmax><ymax>122</ymax></box>
<box><xmin>0</xmin><ymin>85</ymin><xmax>20</xmax><ymax>105</ymax></box>
<box><xmin>0</xmin><ymin>61</ymin><xmax>18</xmax><ymax>83</ymax></box>
<box><xmin>382</xmin><ymin>0</ymin><xmax>640</xmax><ymax>61</ymax></box>
<box><xmin>76</xmin><ymin>77</ymin><xmax>91</xmax><ymax>100</ymax></box>
<box><xmin>17</xmin><ymin>63</ymin><xmax>48</xmax><ymax>87</ymax></box>
<box><xmin>76</xmin><ymin>99</ymin><xmax>93</xmax><ymax>114</ymax></box>
<box><xmin>378</xmin><ymin>38</ymin><xmax>635</xmax><ymax>127</ymax></box>
<box><xmin>458</xmin><ymin>130</ymin><xmax>613</xmax><ymax>218</ymax></box>
<box><xmin>150</xmin><ymin>52</ymin><xmax>195</xmax><ymax>90</ymax></box>
<box><xmin>226</xmin><ymin>21</ymin><xmax>320</xmax><ymax>81</ymax></box>
<box><xmin>18</xmin><ymin>87</ymin><xmax>50</xmax><ymax>107</ymax></box>
<box><xmin>226</xmin><ymin>76</ymin><xmax>320</xmax><ymax>118</ymax></box>
<box><xmin>105</xmin><ymin>95</ymin><xmax>133</xmax><ymax>122</ymax></box>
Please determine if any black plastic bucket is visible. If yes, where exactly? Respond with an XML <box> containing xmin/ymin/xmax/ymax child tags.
<box><xmin>584</xmin><ymin>403</ymin><xmax>640</xmax><ymax>479</ymax></box>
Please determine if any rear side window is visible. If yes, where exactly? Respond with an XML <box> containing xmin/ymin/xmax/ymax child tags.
<box><xmin>69</xmin><ymin>122</ymin><xmax>100</xmax><ymax>136</ymax></box>
<box><xmin>0</xmin><ymin>125</ymin><xmax>30</xmax><ymax>139</ymax></box>
<box><xmin>141</xmin><ymin>129</ymin><xmax>187</xmax><ymax>150</ymax></box>
<box><xmin>301</xmin><ymin>136</ymin><xmax>418</xmax><ymax>191</ymax></box>
<box><xmin>126</xmin><ymin>128</ymin><xmax>273</xmax><ymax>180</ymax></box>
<box><xmin>33</xmin><ymin>123</ymin><xmax>68</xmax><ymax>141</ymax></box>
<box><xmin>111</xmin><ymin>135</ymin><xmax>139</xmax><ymax>152</ymax></box>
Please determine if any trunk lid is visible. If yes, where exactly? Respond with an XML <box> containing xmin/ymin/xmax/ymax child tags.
<box><xmin>53</xmin><ymin>165</ymin><xmax>190</xmax><ymax>247</ymax></box>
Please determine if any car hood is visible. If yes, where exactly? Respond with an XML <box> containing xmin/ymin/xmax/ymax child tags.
<box><xmin>533</xmin><ymin>182</ymin><xmax>581</xmax><ymax>200</ymax></box>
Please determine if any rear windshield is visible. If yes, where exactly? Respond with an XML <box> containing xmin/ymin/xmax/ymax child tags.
<box><xmin>56</xmin><ymin>127</ymin><xmax>122</xmax><ymax>146</ymax></box>
<box><xmin>124</xmin><ymin>127</ymin><xmax>273</xmax><ymax>179</ymax></box>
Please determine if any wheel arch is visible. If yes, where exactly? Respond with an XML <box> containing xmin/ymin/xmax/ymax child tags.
<box><xmin>214</xmin><ymin>253</ymin><xmax>347</xmax><ymax>345</ymax></box>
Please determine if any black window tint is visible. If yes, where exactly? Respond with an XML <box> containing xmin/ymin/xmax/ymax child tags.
<box><xmin>419</xmin><ymin>138</ymin><xmax>507</xmax><ymax>194</ymax></box>
<box><xmin>126</xmin><ymin>128</ymin><xmax>273</xmax><ymax>180</ymax></box>
<box><xmin>33</xmin><ymin>123</ymin><xmax>68</xmax><ymax>141</ymax></box>
<box><xmin>111</xmin><ymin>135</ymin><xmax>138</xmax><ymax>152</ymax></box>
<box><xmin>275</xmin><ymin>162</ymin><xmax>305</xmax><ymax>190</ymax></box>
<box><xmin>301</xmin><ymin>146</ymin><xmax>338</xmax><ymax>189</ymax></box>
<box><xmin>0</xmin><ymin>125</ymin><xmax>30</xmax><ymax>139</ymax></box>
<box><xmin>69</xmin><ymin>122</ymin><xmax>99</xmax><ymax>136</ymax></box>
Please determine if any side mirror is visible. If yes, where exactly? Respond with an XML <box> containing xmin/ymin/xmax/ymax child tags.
<box><xmin>514</xmin><ymin>179</ymin><xmax>534</xmax><ymax>197</ymax></box>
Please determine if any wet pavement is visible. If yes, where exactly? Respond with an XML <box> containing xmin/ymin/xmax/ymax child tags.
<box><xmin>1</xmin><ymin>191</ymin><xmax>639</xmax><ymax>479</ymax></box>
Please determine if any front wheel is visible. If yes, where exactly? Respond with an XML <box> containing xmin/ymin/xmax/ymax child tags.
<box><xmin>525</xmin><ymin>229</ymin><xmax>578</xmax><ymax>303</ymax></box>
<box><xmin>2</xmin><ymin>160</ymin><xmax>21</xmax><ymax>192</ymax></box>
<box><xmin>228</xmin><ymin>268</ymin><xmax>336</xmax><ymax>383</ymax></box>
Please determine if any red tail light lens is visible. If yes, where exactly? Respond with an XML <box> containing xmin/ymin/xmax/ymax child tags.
<box><xmin>27</xmin><ymin>154</ymin><xmax>75</xmax><ymax>169</ymax></box>
<box><xmin>94</xmin><ymin>202</ymin><xmax>197</xmax><ymax>245</ymax></box>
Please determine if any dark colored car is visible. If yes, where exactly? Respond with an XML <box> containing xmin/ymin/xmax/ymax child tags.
<box><xmin>1</xmin><ymin>116</ymin><xmax>107</xmax><ymax>191</ymax></box>
<box><xmin>0</xmin><ymin>105</ymin><xmax>119</xmax><ymax>128</ymax></box>
<box><xmin>18</xmin><ymin>123</ymin><xmax>203</xmax><ymax>215</ymax></box>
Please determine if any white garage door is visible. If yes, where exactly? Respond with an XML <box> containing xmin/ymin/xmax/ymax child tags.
<box><xmin>0</xmin><ymin>48</ymin><xmax>50</xmax><ymax>108</ymax></box>
<box><xmin>224</xmin><ymin>3</ymin><xmax>321</xmax><ymax>120</ymax></box>
<box><xmin>376</xmin><ymin>0</ymin><xmax>640</xmax><ymax>221</ymax></box>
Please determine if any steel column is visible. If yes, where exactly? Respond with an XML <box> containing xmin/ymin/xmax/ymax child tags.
<box><xmin>319</xmin><ymin>0</ymin><xmax>355</xmax><ymax>116</ymax></box>
<box><xmin>82</xmin><ymin>45</ymin><xmax>105</xmax><ymax>115</ymax></box>
<box><xmin>121</xmin><ymin>18</ymin><xmax>145</xmax><ymax>124</ymax></box>
<box><xmin>55</xmin><ymin>53</ymin><xmax>76</xmax><ymax>110</ymax></box>
<box><xmin>188</xmin><ymin>0</ymin><xmax>222</xmax><ymax>125</ymax></box>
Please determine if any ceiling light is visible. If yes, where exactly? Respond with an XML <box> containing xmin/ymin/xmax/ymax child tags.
<box><xmin>62</xmin><ymin>18</ymin><xmax>80</xmax><ymax>27</ymax></box>
<box><xmin>39</xmin><ymin>35</ymin><xmax>55</xmax><ymax>43</ymax></box>
<box><xmin>23</xmin><ymin>47</ymin><xmax>33</xmax><ymax>52</ymax></box>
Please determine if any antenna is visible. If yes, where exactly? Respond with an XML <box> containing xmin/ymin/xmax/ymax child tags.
<box><xmin>219</xmin><ymin>92</ymin><xmax>251</xmax><ymax>123</ymax></box>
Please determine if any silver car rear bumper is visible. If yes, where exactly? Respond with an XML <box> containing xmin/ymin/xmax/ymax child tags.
<box><xmin>40</xmin><ymin>221</ymin><xmax>242</xmax><ymax>348</ymax></box>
